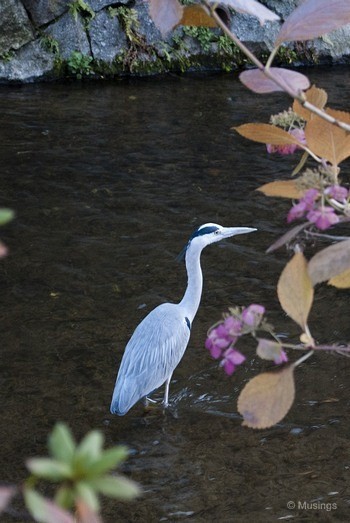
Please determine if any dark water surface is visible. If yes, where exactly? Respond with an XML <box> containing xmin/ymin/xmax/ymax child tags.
<box><xmin>1</xmin><ymin>68</ymin><xmax>350</xmax><ymax>522</ymax></box>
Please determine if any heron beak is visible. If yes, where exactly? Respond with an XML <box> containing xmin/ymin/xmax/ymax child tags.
<box><xmin>222</xmin><ymin>227</ymin><xmax>257</xmax><ymax>238</ymax></box>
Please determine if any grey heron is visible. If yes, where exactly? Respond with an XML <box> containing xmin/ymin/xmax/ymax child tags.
<box><xmin>110</xmin><ymin>223</ymin><xmax>256</xmax><ymax>415</ymax></box>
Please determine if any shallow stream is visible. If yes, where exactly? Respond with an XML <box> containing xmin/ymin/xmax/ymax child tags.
<box><xmin>1</xmin><ymin>68</ymin><xmax>350</xmax><ymax>521</ymax></box>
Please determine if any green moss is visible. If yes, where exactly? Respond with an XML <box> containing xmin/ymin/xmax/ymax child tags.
<box><xmin>183</xmin><ymin>26</ymin><xmax>215</xmax><ymax>52</ymax></box>
<box><xmin>68</xmin><ymin>0</ymin><xmax>95</xmax><ymax>27</ymax></box>
<box><xmin>0</xmin><ymin>50</ymin><xmax>14</xmax><ymax>62</ymax></box>
<box><xmin>114</xmin><ymin>6</ymin><xmax>140</xmax><ymax>43</ymax></box>
<box><xmin>40</xmin><ymin>35</ymin><xmax>60</xmax><ymax>55</ymax></box>
<box><xmin>275</xmin><ymin>45</ymin><xmax>298</xmax><ymax>64</ymax></box>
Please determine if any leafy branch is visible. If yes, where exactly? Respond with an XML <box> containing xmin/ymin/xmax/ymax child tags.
<box><xmin>147</xmin><ymin>0</ymin><xmax>350</xmax><ymax>428</ymax></box>
<box><xmin>0</xmin><ymin>423</ymin><xmax>140</xmax><ymax>522</ymax></box>
<box><xmin>149</xmin><ymin>0</ymin><xmax>350</xmax><ymax>131</ymax></box>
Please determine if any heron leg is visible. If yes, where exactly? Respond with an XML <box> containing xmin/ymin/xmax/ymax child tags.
<box><xmin>144</xmin><ymin>396</ymin><xmax>157</xmax><ymax>407</ymax></box>
<box><xmin>163</xmin><ymin>375</ymin><xmax>172</xmax><ymax>407</ymax></box>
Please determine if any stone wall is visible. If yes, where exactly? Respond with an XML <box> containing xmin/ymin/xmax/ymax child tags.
<box><xmin>0</xmin><ymin>0</ymin><xmax>349</xmax><ymax>83</ymax></box>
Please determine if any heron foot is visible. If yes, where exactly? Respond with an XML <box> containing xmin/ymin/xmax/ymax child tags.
<box><xmin>142</xmin><ymin>396</ymin><xmax>159</xmax><ymax>416</ymax></box>
<box><xmin>144</xmin><ymin>396</ymin><xmax>157</xmax><ymax>406</ymax></box>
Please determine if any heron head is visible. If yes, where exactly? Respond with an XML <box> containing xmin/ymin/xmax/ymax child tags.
<box><xmin>177</xmin><ymin>223</ymin><xmax>257</xmax><ymax>260</ymax></box>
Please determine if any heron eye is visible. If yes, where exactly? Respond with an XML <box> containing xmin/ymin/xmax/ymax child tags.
<box><xmin>214</xmin><ymin>230</ymin><xmax>220</xmax><ymax>235</ymax></box>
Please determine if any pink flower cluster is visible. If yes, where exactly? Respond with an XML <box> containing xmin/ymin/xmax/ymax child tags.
<box><xmin>288</xmin><ymin>186</ymin><xmax>348</xmax><ymax>230</ymax></box>
<box><xmin>266</xmin><ymin>128</ymin><xmax>306</xmax><ymax>155</ymax></box>
<box><xmin>205</xmin><ymin>304</ymin><xmax>265</xmax><ymax>375</ymax></box>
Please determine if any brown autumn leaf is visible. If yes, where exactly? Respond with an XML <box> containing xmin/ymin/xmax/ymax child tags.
<box><xmin>257</xmin><ymin>180</ymin><xmax>304</xmax><ymax>199</ymax></box>
<box><xmin>266</xmin><ymin>222</ymin><xmax>309</xmax><ymax>254</ymax></box>
<box><xmin>305</xmin><ymin>109</ymin><xmax>350</xmax><ymax>166</ymax></box>
<box><xmin>276</xmin><ymin>0</ymin><xmax>350</xmax><ymax>45</ymax></box>
<box><xmin>308</xmin><ymin>240</ymin><xmax>350</xmax><ymax>286</ymax></box>
<box><xmin>277</xmin><ymin>252</ymin><xmax>314</xmax><ymax>330</ymax></box>
<box><xmin>148</xmin><ymin>0</ymin><xmax>183</xmax><ymax>37</ymax></box>
<box><xmin>235</xmin><ymin>123</ymin><xmax>306</xmax><ymax>146</ymax></box>
<box><xmin>237</xmin><ymin>366</ymin><xmax>295</xmax><ymax>429</ymax></box>
<box><xmin>180</xmin><ymin>5</ymin><xmax>217</xmax><ymax>27</ymax></box>
<box><xmin>328</xmin><ymin>268</ymin><xmax>350</xmax><ymax>289</ymax></box>
<box><xmin>239</xmin><ymin>68</ymin><xmax>310</xmax><ymax>94</ymax></box>
<box><xmin>293</xmin><ymin>85</ymin><xmax>328</xmax><ymax>121</ymax></box>
<box><xmin>326</xmin><ymin>107</ymin><xmax>350</xmax><ymax>125</ymax></box>
<box><xmin>217</xmin><ymin>0</ymin><xmax>279</xmax><ymax>24</ymax></box>
<box><xmin>291</xmin><ymin>150</ymin><xmax>309</xmax><ymax>176</ymax></box>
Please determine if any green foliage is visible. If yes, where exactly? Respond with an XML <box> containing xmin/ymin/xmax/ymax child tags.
<box><xmin>0</xmin><ymin>51</ymin><xmax>14</xmax><ymax>62</ymax></box>
<box><xmin>115</xmin><ymin>6</ymin><xmax>140</xmax><ymax>43</ymax></box>
<box><xmin>23</xmin><ymin>423</ymin><xmax>140</xmax><ymax>521</ymax></box>
<box><xmin>0</xmin><ymin>208</ymin><xmax>14</xmax><ymax>226</ymax></box>
<box><xmin>108</xmin><ymin>6</ymin><xmax>119</xmax><ymax>18</ymax></box>
<box><xmin>67</xmin><ymin>51</ymin><xmax>93</xmax><ymax>79</ymax></box>
<box><xmin>40</xmin><ymin>35</ymin><xmax>60</xmax><ymax>55</ymax></box>
<box><xmin>183</xmin><ymin>26</ymin><xmax>214</xmax><ymax>52</ymax></box>
<box><xmin>276</xmin><ymin>45</ymin><xmax>298</xmax><ymax>64</ymax></box>
<box><xmin>68</xmin><ymin>0</ymin><xmax>95</xmax><ymax>25</ymax></box>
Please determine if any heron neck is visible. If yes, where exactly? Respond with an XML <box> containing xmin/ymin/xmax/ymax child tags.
<box><xmin>179</xmin><ymin>245</ymin><xmax>203</xmax><ymax>322</ymax></box>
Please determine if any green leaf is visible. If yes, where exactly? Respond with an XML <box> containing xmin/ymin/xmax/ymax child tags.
<box><xmin>26</xmin><ymin>458</ymin><xmax>72</xmax><ymax>481</ymax></box>
<box><xmin>74</xmin><ymin>431</ymin><xmax>104</xmax><ymax>471</ymax></box>
<box><xmin>75</xmin><ymin>481</ymin><xmax>100</xmax><ymax>512</ymax></box>
<box><xmin>86</xmin><ymin>446</ymin><xmax>129</xmax><ymax>477</ymax></box>
<box><xmin>91</xmin><ymin>474</ymin><xmax>141</xmax><ymax>501</ymax></box>
<box><xmin>0</xmin><ymin>208</ymin><xmax>14</xmax><ymax>226</ymax></box>
<box><xmin>54</xmin><ymin>486</ymin><xmax>75</xmax><ymax>510</ymax></box>
<box><xmin>23</xmin><ymin>488</ymin><xmax>74</xmax><ymax>523</ymax></box>
<box><xmin>48</xmin><ymin>423</ymin><xmax>76</xmax><ymax>464</ymax></box>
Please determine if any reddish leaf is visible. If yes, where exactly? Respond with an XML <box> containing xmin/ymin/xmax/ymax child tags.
<box><xmin>148</xmin><ymin>0</ymin><xmax>183</xmax><ymax>36</ymax></box>
<box><xmin>218</xmin><ymin>0</ymin><xmax>279</xmax><ymax>24</ymax></box>
<box><xmin>235</xmin><ymin>123</ymin><xmax>305</xmax><ymax>146</ymax></box>
<box><xmin>256</xmin><ymin>339</ymin><xmax>284</xmax><ymax>361</ymax></box>
<box><xmin>277</xmin><ymin>252</ymin><xmax>314</xmax><ymax>330</ymax></box>
<box><xmin>266</xmin><ymin>222</ymin><xmax>309</xmax><ymax>254</ymax></box>
<box><xmin>237</xmin><ymin>366</ymin><xmax>295</xmax><ymax>429</ymax></box>
<box><xmin>0</xmin><ymin>487</ymin><xmax>16</xmax><ymax>514</ymax></box>
<box><xmin>276</xmin><ymin>0</ymin><xmax>350</xmax><ymax>45</ymax></box>
<box><xmin>308</xmin><ymin>240</ymin><xmax>350</xmax><ymax>286</ymax></box>
<box><xmin>76</xmin><ymin>499</ymin><xmax>103</xmax><ymax>523</ymax></box>
<box><xmin>257</xmin><ymin>180</ymin><xmax>304</xmax><ymax>199</ymax></box>
<box><xmin>180</xmin><ymin>5</ymin><xmax>217</xmax><ymax>27</ymax></box>
<box><xmin>240</xmin><ymin>68</ymin><xmax>310</xmax><ymax>94</ymax></box>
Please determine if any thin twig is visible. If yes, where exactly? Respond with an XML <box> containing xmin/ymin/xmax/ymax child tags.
<box><xmin>294</xmin><ymin>350</ymin><xmax>314</xmax><ymax>367</ymax></box>
<box><xmin>305</xmin><ymin>230</ymin><xmax>350</xmax><ymax>242</ymax></box>
<box><xmin>202</xmin><ymin>1</ymin><xmax>350</xmax><ymax>132</ymax></box>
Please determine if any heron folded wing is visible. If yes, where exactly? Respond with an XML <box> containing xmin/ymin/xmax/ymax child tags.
<box><xmin>110</xmin><ymin>303</ymin><xmax>190</xmax><ymax>414</ymax></box>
